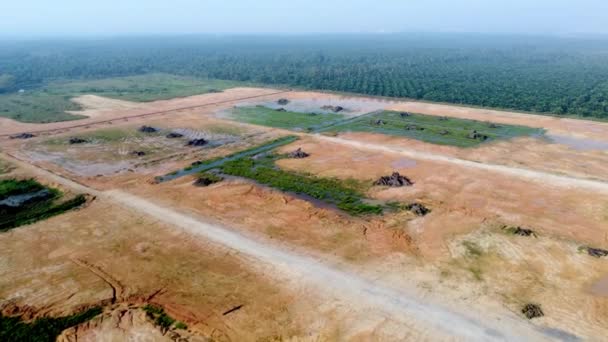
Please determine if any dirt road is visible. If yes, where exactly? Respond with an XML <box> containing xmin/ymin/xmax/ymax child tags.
<box><xmin>318</xmin><ymin>135</ymin><xmax>608</xmax><ymax>194</ymax></box>
<box><xmin>2</xmin><ymin>153</ymin><xmax>556</xmax><ymax>341</ymax></box>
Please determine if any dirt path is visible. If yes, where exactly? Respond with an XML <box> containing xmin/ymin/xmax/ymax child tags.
<box><xmin>1</xmin><ymin>153</ymin><xmax>555</xmax><ymax>341</ymax></box>
<box><xmin>318</xmin><ymin>135</ymin><xmax>608</xmax><ymax>194</ymax></box>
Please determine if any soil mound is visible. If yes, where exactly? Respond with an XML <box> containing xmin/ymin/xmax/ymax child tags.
<box><xmin>166</xmin><ymin>132</ymin><xmax>183</xmax><ymax>138</ymax></box>
<box><xmin>10</xmin><ymin>133</ymin><xmax>35</xmax><ymax>139</ymax></box>
<box><xmin>68</xmin><ymin>137</ymin><xmax>89</xmax><ymax>144</ymax></box>
<box><xmin>374</xmin><ymin>172</ymin><xmax>413</xmax><ymax>187</ymax></box>
<box><xmin>187</xmin><ymin>138</ymin><xmax>208</xmax><ymax>146</ymax></box>
<box><xmin>287</xmin><ymin>148</ymin><xmax>310</xmax><ymax>159</ymax></box>
<box><xmin>522</xmin><ymin>304</ymin><xmax>544</xmax><ymax>319</ymax></box>
<box><xmin>139</xmin><ymin>126</ymin><xmax>159</xmax><ymax>133</ymax></box>
<box><xmin>277</xmin><ymin>98</ymin><xmax>290</xmax><ymax>105</ymax></box>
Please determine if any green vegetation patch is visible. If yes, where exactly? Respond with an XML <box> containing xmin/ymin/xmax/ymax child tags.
<box><xmin>219</xmin><ymin>153</ymin><xmax>383</xmax><ymax>215</ymax></box>
<box><xmin>0</xmin><ymin>178</ymin><xmax>87</xmax><ymax>231</ymax></box>
<box><xmin>51</xmin><ymin>74</ymin><xmax>244</xmax><ymax>102</ymax></box>
<box><xmin>0</xmin><ymin>307</ymin><xmax>102</xmax><ymax>342</ymax></box>
<box><xmin>230</xmin><ymin>106</ymin><xmax>345</xmax><ymax>131</ymax></box>
<box><xmin>142</xmin><ymin>304</ymin><xmax>184</xmax><ymax>332</ymax></box>
<box><xmin>0</xmin><ymin>91</ymin><xmax>85</xmax><ymax>123</ymax></box>
<box><xmin>320</xmin><ymin>111</ymin><xmax>544</xmax><ymax>147</ymax></box>
<box><xmin>0</xmin><ymin>74</ymin><xmax>244</xmax><ymax>123</ymax></box>
<box><xmin>157</xmin><ymin>135</ymin><xmax>298</xmax><ymax>182</ymax></box>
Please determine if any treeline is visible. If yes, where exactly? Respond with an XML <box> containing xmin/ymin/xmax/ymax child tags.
<box><xmin>1</xmin><ymin>33</ymin><xmax>607</xmax><ymax>118</ymax></box>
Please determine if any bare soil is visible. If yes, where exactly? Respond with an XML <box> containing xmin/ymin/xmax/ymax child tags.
<box><xmin>3</xmin><ymin>88</ymin><xmax>608</xmax><ymax>340</ymax></box>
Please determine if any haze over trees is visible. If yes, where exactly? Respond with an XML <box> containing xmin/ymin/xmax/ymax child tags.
<box><xmin>1</xmin><ymin>33</ymin><xmax>608</xmax><ymax>118</ymax></box>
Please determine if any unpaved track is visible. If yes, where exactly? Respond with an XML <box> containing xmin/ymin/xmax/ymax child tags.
<box><xmin>318</xmin><ymin>135</ymin><xmax>608</xmax><ymax>194</ymax></box>
<box><xmin>2</xmin><ymin>153</ymin><xmax>551</xmax><ymax>341</ymax></box>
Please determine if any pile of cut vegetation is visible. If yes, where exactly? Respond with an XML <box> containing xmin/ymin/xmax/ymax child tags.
<box><xmin>0</xmin><ymin>178</ymin><xmax>87</xmax><ymax>231</ymax></box>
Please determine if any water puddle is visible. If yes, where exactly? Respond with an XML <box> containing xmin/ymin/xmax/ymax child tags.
<box><xmin>0</xmin><ymin>189</ymin><xmax>52</xmax><ymax>208</ymax></box>
<box><xmin>547</xmin><ymin>134</ymin><xmax>608</xmax><ymax>151</ymax></box>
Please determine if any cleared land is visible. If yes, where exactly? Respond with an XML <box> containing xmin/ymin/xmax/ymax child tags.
<box><xmin>2</xmin><ymin>88</ymin><xmax>608</xmax><ymax>340</ymax></box>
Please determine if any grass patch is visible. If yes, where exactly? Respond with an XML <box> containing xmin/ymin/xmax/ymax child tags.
<box><xmin>0</xmin><ymin>307</ymin><xmax>102</xmax><ymax>342</ymax></box>
<box><xmin>157</xmin><ymin>136</ymin><xmax>298</xmax><ymax>182</ymax></box>
<box><xmin>0</xmin><ymin>73</ymin><xmax>244</xmax><ymax>123</ymax></box>
<box><xmin>52</xmin><ymin>74</ymin><xmax>244</xmax><ymax>102</ymax></box>
<box><xmin>174</xmin><ymin>321</ymin><xmax>188</xmax><ymax>330</ymax></box>
<box><xmin>219</xmin><ymin>153</ymin><xmax>383</xmax><ymax>216</ymax></box>
<box><xmin>230</xmin><ymin>106</ymin><xmax>345</xmax><ymax>131</ymax></box>
<box><xmin>0</xmin><ymin>178</ymin><xmax>87</xmax><ymax>231</ymax></box>
<box><xmin>320</xmin><ymin>111</ymin><xmax>544</xmax><ymax>147</ymax></box>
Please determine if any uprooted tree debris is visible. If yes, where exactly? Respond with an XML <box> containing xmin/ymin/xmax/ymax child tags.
<box><xmin>584</xmin><ymin>246</ymin><xmax>608</xmax><ymax>258</ymax></box>
<box><xmin>467</xmin><ymin>130</ymin><xmax>489</xmax><ymax>141</ymax></box>
<box><xmin>187</xmin><ymin>139</ymin><xmax>208</xmax><ymax>146</ymax></box>
<box><xmin>9</xmin><ymin>133</ymin><xmax>35</xmax><ymax>139</ymax></box>
<box><xmin>166</xmin><ymin>132</ymin><xmax>184</xmax><ymax>138</ymax></box>
<box><xmin>222</xmin><ymin>304</ymin><xmax>244</xmax><ymax>316</ymax></box>
<box><xmin>139</xmin><ymin>125</ymin><xmax>159</xmax><ymax>133</ymax></box>
<box><xmin>522</xmin><ymin>304</ymin><xmax>544</xmax><ymax>319</ymax></box>
<box><xmin>193</xmin><ymin>173</ymin><xmax>223</xmax><ymax>187</ymax></box>
<box><xmin>405</xmin><ymin>124</ymin><xmax>424</xmax><ymax>131</ymax></box>
<box><xmin>373</xmin><ymin>119</ymin><xmax>386</xmax><ymax>126</ymax></box>
<box><xmin>374</xmin><ymin>172</ymin><xmax>413</xmax><ymax>187</ymax></box>
<box><xmin>277</xmin><ymin>98</ymin><xmax>290</xmax><ymax>105</ymax></box>
<box><xmin>405</xmin><ymin>203</ymin><xmax>430</xmax><ymax>216</ymax></box>
<box><xmin>68</xmin><ymin>137</ymin><xmax>88</xmax><ymax>144</ymax></box>
<box><xmin>321</xmin><ymin>105</ymin><xmax>344</xmax><ymax>113</ymax></box>
<box><xmin>287</xmin><ymin>148</ymin><xmax>310</xmax><ymax>159</ymax></box>
<box><xmin>503</xmin><ymin>226</ymin><xmax>537</xmax><ymax>237</ymax></box>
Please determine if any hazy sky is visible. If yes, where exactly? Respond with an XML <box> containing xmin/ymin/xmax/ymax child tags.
<box><xmin>2</xmin><ymin>0</ymin><xmax>607</xmax><ymax>36</ymax></box>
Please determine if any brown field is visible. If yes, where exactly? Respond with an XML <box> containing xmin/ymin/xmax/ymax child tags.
<box><xmin>2</xmin><ymin>87</ymin><xmax>608</xmax><ymax>340</ymax></box>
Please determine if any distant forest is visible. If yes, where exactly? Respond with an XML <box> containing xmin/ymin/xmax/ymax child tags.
<box><xmin>1</xmin><ymin>34</ymin><xmax>608</xmax><ymax>118</ymax></box>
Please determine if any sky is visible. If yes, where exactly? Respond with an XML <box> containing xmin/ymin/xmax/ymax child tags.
<box><xmin>2</xmin><ymin>0</ymin><xmax>607</xmax><ymax>37</ymax></box>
